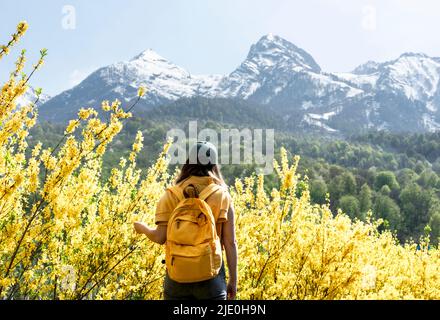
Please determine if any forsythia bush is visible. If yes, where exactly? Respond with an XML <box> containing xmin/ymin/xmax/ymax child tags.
<box><xmin>1</xmin><ymin>22</ymin><xmax>439</xmax><ymax>300</ymax></box>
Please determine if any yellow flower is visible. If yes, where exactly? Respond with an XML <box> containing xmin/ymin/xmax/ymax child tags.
<box><xmin>78</xmin><ymin>108</ymin><xmax>97</xmax><ymax>120</ymax></box>
<box><xmin>101</xmin><ymin>100</ymin><xmax>111</xmax><ymax>111</ymax></box>
<box><xmin>132</xmin><ymin>131</ymin><xmax>144</xmax><ymax>153</ymax></box>
<box><xmin>1</xmin><ymin>22</ymin><xmax>440</xmax><ymax>300</ymax></box>
<box><xmin>137</xmin><ymin>86</ymin><xmax>146</xmax><ymax>98</ymax></box>
<box><xmin>65</xmin><ymin>120</ymin><xmax>79</xmax><ymax>134</ymax></box>
<box><xmin>17</xmin><ymin>21</ymin><xmax>29</xmax><ymax>34</ymax></box>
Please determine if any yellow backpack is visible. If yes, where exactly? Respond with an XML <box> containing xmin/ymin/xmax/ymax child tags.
<box><xmin>165</xmin><ymin>183</ymin><xmax>223</xmax><ymax>283</ymax></box>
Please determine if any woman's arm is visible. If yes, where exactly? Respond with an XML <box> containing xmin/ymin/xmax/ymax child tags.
<box><xmin>134</xmin><ymin>222</ymin><xmax>167</xmax><ymax>245</ymax></box>
<box><xmin>222</xmin><ymin>205</ymin><xmax>238</xmax><ymax>300</ymax></box>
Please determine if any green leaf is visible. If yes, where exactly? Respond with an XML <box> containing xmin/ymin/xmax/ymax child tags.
<box><xmin>130</xmin><ymin>189</ymin><xmax>137</xmax><ymax>200</ymax></box>
<box><xmin>40</xmin><ymin>48</ymin><xmax>48</xmax><ymax>57</ymax></box>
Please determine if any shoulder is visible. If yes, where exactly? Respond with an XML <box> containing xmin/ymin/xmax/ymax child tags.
<box><xmin>219</xmin><ymin>184</ymin><xmax>231</xmax><ymax>200</ymax></box>
<box><xmin>155</xmin><ymin>187</ymin><xmax>181</xmax><ymax>225</ymax></box>
<box><xmin>211</xmin><ymin>184</ymin><xmax>232</xmax><ymax>208</ymax></box>
<box><xmin>158</xmin><ymin>187</ymin><xmax>181</xmax><ymax>207</ymax></box>
<box><xmin>209</xmin><ymin>182</ymin><xmax>230</xmax><ymax>196</ymax></box>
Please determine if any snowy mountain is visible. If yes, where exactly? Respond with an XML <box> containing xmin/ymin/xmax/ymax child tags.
<box><xmin>39</xmin><ymin>48</ymin><xmax>227</xmax><ymax>122</ymax></box>
<box><xmin>213</xmin><ymin>33</ymin><xmax>321</xmax><ymax>100</ymax></box>
<box><xmin>39</xmin><ymin>35</ymin><xmax>440</xmax><ymax>134</ymax></box>
<box><xmin>332</xmin><ymin>52</ymin><xmax>440</xmax><ymax>132</ymax></box>
<box><xmin>16</xmin><ymin>86</ymin><xmax>51</xmax><ymax>108</ymax></box>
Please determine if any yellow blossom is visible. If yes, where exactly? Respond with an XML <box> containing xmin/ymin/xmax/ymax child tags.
<box><xmin>1</xmin><ymin>22</ymin><xmax>439</xmax><ymax>301</ymax></box>
<box><xmin>137</xmin><ymin>86</ymin><xmax>146</xmax><ymax>97</ymax></box>
<box><xmin>78</xmin><ymin>108</ymin><xmax>97</xmax><ymax>120</ymax></box>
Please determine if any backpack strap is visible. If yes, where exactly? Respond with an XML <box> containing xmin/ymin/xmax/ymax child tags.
<box><xmin>167</xmin><ymin>186</ymin><xmax>185</xmax><ymax>202</ymax></box>
<box><xmin>199</xmin><ymin>183</ymin><xmax>222</xmax><ymax>201</ymax></box>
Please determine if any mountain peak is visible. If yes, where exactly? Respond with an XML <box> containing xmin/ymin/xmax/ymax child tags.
<box><xmin>127</xmin><ymin>48</ymin><xmax>191</xmax><ymax>79</ymax></box>
<box><xmin>258</xmin><ymin>33</ymin><xmax>284</xmax><ymax>43</ymax></box>
<box><xmin>130</xmin><ymin>49</ymin><xmax>166</xmax><ymax>62</ymax></box>
<box><xmin>352</xmin><ymin>52</ymin><xmax>437</xmax><ymax>75</ymax></box>
<box><xmin>399</xmin><ymin>52</ymin><xmax>430</xmax><ymax>59</ymax></box>
<box><xmin>246</xmin><ymin>34</ymin><xmax>321</xmax><ymax>72</ymax></box>
<box><xmin>252</xmin><ymin>34</ymin><xmax>300</xmax><ymax>53</ymax></box>
<box><xmin>265</xmin><ymin>33</ymin><xmax>275</xmax><ymax>41</ymax></box>
<box><xmin>352</xmin><ymin>60</ymin><xmax>380</xmax><ymax>74</ymax></box>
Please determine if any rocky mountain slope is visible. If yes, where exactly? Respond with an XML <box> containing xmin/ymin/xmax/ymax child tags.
<box><xmin>39</xmin><ymin>35</ymin><xmax>440</xmax><ymax>134</ymax></box>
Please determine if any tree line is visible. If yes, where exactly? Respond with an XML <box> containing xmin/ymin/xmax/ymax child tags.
<box><xmin>29</xmin><ymin>120</ymin><xmax>440</xmax><ymax>245</ymax></box>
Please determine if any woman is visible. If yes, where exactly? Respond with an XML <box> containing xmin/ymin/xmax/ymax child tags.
<box><xmin>134</xmin><ymin>141</ymin><xmax>238</xmax><ymax>300</ymax></box>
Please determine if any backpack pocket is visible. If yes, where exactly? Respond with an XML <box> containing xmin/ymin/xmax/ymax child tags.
<box><xmin>168</xmin><ymin>213</ymin><xmax>211</xmax><ymax>245</ymax></box>
<box><xmin>167</xmin><ymin>242</ymin><xmax>215</xmax><ymax>283</ymax></box>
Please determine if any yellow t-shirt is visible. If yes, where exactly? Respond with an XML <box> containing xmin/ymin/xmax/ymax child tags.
<box><xmin>155</xmin><ymin>176</ymin><xmax>231</xmax><ymax>238</ymax></box>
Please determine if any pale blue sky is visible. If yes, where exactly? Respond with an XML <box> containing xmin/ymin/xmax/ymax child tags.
<box><xmin>1</xmin><ymin>0</ymin><xmax>440</xmax><ymax>96</ymax></box>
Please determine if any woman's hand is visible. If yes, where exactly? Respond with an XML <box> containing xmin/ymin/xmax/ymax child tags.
<box><xmin>227</xmin><ymin>280</ymin><xmax>237</xmax><ymax>300</ymax></box>
<box><xmin>134</xmin><ymin>222</ymin><xmax>167</xmax><ymax>245</ymax></box>
<box><xmin>133</xmin><ymin>221</ymin><xmax>147</xmax><ymax>234</ymax></box>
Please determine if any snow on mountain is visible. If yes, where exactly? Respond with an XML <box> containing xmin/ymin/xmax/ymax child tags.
<box><xmin>38</xmin><ymin>34</ymin><xmax>440</xmax><ymax>133</ymax></box>
<box><xmin>328</xmin><ymin>52</ymin><xmax>440</xmax><ymax>132</ymax></box>
<box><xmin>333</xmin><ymin>72</ymin><xmax>379</xmax><ymax>90</ymax></box>
<box><xmin>40</xmin><ymin>34</ymin><xmax>339</xmax><ymax>122</ymax></box>
<box><xmin>215</xmin><ymin>34</ymin><xmax>322</xmax><ymax>101</ymax></box>
<box><xmin>345</xmin><ymin>53</ymin><xmax>440</xmax><ymax>103</ymax></box>
<box><xmin>303</xmin><ymin>113</ymin><xmax>338</xmax><ymax>133</ymax></box>
<box><xmin>426</xmin><ymin>101</ymin><xmax>437</xmax><ymax>112</ymax></box>
<box><xmin>15</xmin><ymin>86</ymin><xmax>51</xmax><ymax>108</ymax></box>
<box><xmin>307</xmin><ymin>111</ymin><xmax>338</xmax><ymax>120</ymax></box>
<box><xmin>352</xmin><ymin>61</ymin><xmax>381</xmax><ymax>75</ymax></box>
<box><xmin>97</xmin><ymin>48</ymin><xmax>221</xmax><ymax>101</ymax></box>
<box><xmin>305</xmin><ymin>71</ymin><xmax>363</xmax><ymax>98</ymax></box>
<box><xmin>422</xmin><ymin>113</ymin><xmax>440</xmax><ymax>132</ymax></box>
<box><xmin>378</xmin><ymin>53</ymin><xmax>440</xmax><ymax>101</ymax></box>
<box><xmin>40</xmin><ymin>49</ymin><xmax>223</xmax><ymax>121</ymax></box>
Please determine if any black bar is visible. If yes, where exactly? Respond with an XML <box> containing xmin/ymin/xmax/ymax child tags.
<box><xmin>1</xmin><ymin>300</ymin><xmax>437</xmax><ymax>319</ymax></box>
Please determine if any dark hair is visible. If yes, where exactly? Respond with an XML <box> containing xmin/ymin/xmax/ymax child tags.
<box><xmin>175</xmin><ymin>158</ymin><xmax>226</xmax><ymax>186</ymax></box>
